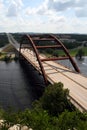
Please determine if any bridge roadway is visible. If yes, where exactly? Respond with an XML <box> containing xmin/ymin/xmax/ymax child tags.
<box><xmin>7</xmin><ymin>33</ymin><xmax>87</xmax><ymax>112</ymax></box>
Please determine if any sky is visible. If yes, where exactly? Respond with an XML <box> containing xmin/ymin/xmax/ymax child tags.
<box><xmin>0</xmin><ymin>0</ymin><xmax>87</xmax><ymax>33</ymax></box>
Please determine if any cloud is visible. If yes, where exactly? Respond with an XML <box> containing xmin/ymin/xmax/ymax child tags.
<box><xmin>23</xmin><ymin>0</ymin><xmax>87</xmax><ymax>34</ymax></box>
<box><xmin>46</xmin><ymin>0</ymin><xmax>75</xmax><ymax>11</ymax></box>
<box><xmin>8</xmin><ymin>0</ymin><xmax>23</xmax><ymax>8</ymax></box>
<box><xmin>7</xmin><ymin>3</ymin><xmax>17</xmax><ymax>17</ymax></box>
<box><xmin>15</xmin><ymin>0</ymin><xmax>23</xmax><ymax>7</ymax></box>
<box><xmin>0</xmin><ymin>0</ymin><xmax>87</xmax><ymax>33</ymax></box>
<box><xmin>75</xmin><ymin>7</ymin><xmax>87</xmax><ymax>17</ymax></box>
<box><xmin>26</xmin><ymin>0</ymin><xmax>87</xmax><ymax>18</ymax></box>
<box><xmin>75</xmin><ymin>0</ymin><xmax>87</xmax><ymax>17</ymax></box>
<box><xmin>7</xmin><ymin>0</ymin><xmax>23</xmax><ymax>17</ymax></box>
<box><xmin>0</xmin><ymin>0</ymin><xmax>4</xmax><ymax>10</ymax></box>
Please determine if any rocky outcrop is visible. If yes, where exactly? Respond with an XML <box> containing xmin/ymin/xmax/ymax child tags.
<box><xmin>0</xmin><ymin>120</ymin><xmax>33</xmax><ymax>130</ymax></box>
<box><xmin>8</xmin><ymin>124</ymin><xmax>33</xmax><ymax>130</ymax></box>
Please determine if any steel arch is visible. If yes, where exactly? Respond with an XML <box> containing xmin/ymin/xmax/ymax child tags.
<box><xmin>20</xmin><ymin>34</ymin><xmax>80</xmax><ymax>85</ymax></box>
<box><xmin>20</xmin><ymin>34</ymin><xmax>48</xmax><ymax>85</ymax></box>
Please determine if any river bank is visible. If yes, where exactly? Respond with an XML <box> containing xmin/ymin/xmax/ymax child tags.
<box><xmin>0</xmin><ymin>52</ymin><xmax>18</xmax><ymax>61</ymax></box>
<box><xmin>69</xmin><ymin>47</ymin><xmax>87</xmax><ymax>56</ymax></box>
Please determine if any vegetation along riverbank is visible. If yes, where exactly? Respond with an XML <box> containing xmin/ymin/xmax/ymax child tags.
<box><xmin>0</xmin><ymin>52</ymin><xmax>18</xmax><ymax>61</ymax></box>
<box><xmin>0</xmin><ymin>82</ymin><xmax>87</xmax><ymax>130</ymax></box>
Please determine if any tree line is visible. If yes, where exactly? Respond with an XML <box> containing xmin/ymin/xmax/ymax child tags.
<box><xmin>0</xmin><ymin>33</ymin><xmax>9</xmax><ymax>47</ymax></box>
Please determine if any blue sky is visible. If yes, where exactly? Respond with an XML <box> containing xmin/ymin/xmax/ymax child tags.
<box><xmin>0</xmin><ymin>0</ymin><xmax>87</xmax><ymax>33</ymax></box>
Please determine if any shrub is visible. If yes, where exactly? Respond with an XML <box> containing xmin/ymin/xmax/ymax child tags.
<box><xmin>34</xmin><ymin>82</ymin><xmax>72</xmax><ymax>116</ymax></box>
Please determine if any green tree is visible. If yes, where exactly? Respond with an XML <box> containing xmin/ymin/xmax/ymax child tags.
<box><xmin>52</xmin><ymin>50</ymin><xmax>59</xmax><ymax>57</ymax></box>
<box><xmin>34</xmin><ymin>82</ymin><xmax>71</xmax><ymax>116</ymax></box>
<box><xmin>76</xmin><ymin>48</ymin><xmax>84</xmax><ymax>60</ymax></box>
<box><xmin>45</xmin><ymin>48</ymin><xmax>53</xmax><ymax>54</ymax></box>
<box><xmin>58</xmin><ymin>110</ymin><xmax>87</xmax><ymax>130</ymax></box>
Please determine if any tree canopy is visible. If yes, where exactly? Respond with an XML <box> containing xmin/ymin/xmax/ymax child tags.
<box><xmin>34</xmin><ymin>82</ymin><xmax>73</xmax><ymax>116</ymax></box>
<box><xmin>76</xmin><ymin>48</ymin><xmax>85</xmax><ymax>60</ymax></box>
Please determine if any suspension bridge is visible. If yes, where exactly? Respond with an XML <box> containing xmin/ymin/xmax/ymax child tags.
<box><xmin>6</xmin><ymin>33</ymin><xmax>87</xmax><ymax>112</ymax></box>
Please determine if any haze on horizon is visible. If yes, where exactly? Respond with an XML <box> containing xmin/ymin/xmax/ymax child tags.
<box><xmin>0</xmin><ymin>0</ymin><xmax>87</xmax><ymax>34</ymax></box>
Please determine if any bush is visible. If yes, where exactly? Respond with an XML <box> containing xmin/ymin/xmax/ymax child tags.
<box><xmin>34</xmin><ymin>82</ymin><xmax>72</xmax><ymax>116</ymax></box>
<box><xmin>76</xmin><ymin>48</ymin><xmax>85</xmax><ymax>60</ymax></box>
<box><xmin>52</xmin><ymin>50</ymin><xmax>59</xmax><ymax>57</ymax></box>
<box><xmin>3</xmin><ymin>55</ymin><xmax>10</xmax><ymax>61</ymax></box>
<box><xmin>58</xmin><ymin>110</ymin><xmax>87</xmax><ymax>130</ymax></box>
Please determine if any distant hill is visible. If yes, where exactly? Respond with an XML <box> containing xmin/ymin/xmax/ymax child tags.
<box><xmin>0</xmin><ymin>33</ymin><xmax>87</xmax><ymax>50</ymax></box>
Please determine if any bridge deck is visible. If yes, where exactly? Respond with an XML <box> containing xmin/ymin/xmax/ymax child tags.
<box><xmin>21</xmin><ymin>49</ymin><xmax>87</xmax><ymax>112</ymax></box>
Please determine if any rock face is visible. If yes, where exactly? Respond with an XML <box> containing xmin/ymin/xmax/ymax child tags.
<box><xmin>21</xmin><ymin>126</ymin><xmax>29</xmax><ymax>130</ymax></box>
<box><xmin>0</xmin><ymin>120</ymin><xmax>4</xmax><ymax>128</ymax></box>
<box><xmin>8</xmin><ymin>124</ymin><xmax>20</xmax><ymax>130</ymax></box>
<box><xmin>8</xmin><ymin>125</ymin><xmax>33</xmax><ymax>130</ymax></box>
<box><xmin>0</xmin><ymin>120</ymin><xmax>33</xmax><ymax>130</ymax></box>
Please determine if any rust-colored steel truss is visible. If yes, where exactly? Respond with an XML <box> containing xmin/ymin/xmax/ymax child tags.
<box><xmin>20</xmin><ymin>34</ymin><xmax>80</xmax><ymax>85</ymax></box>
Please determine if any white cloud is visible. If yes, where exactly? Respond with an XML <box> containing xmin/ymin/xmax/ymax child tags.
<box><xmin>26</xmin><ymin>0</ymin><xmax>87</xmax><ymax>18</ymax></box>
<box><xmin>46</xmin><ymin>0</ymin><xmax>75</xmax><ymax>11</ymax></box>
<box><xmin>75</xmin><ymin>0</ymin><xmax>87</xmax><ymax>17</ymax></box>
<box><xmin>0</xmin><ymin>0</ymin><xmax>87</xmax><ymax>33</ymax></box>
<box><xmin>7</xmin><ymin>0</ymin><xmax>23</xmax><ymax>17</ymax></box>
<box><xmin>75</xmin><ymin>7</ymin><xmax>87</xmax><ymax>17</ymax></box>
<box><xmin>0</xmin><ymin>0</ymin><xmax>4</xmax><ymax>10</ymax></box>
<box><xmin>7</xmin><ymin>3</ymin><xmax>17</xmax><ymax>17</ymax></box>
<box><xmin>8</xmin><ymin>0</ymin><xmax>23</xmax><ymax>8</ymax></box>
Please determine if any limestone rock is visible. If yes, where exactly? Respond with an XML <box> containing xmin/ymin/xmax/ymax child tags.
<box><xmin>8</xmin><ymin>124</ymin><xmax>33</xmax><ymax>130</ymax></box>
<box><xmin>0</xmin><ymin>120</ymin><xmax>4</xmax><ymax>127</ymax></box>
<box><xmin>8</xmin><ymin>124</ymin><xmax>20</xmax><ymax>130</ymax></box>
<box><xmin>21</xmin><ymin>126</ymin><xmax>29</xmax><ymax>130</ymax></box>
<box><xmin>21</xmin><ymin>126</ymin><xmax>33</xmax><ymax>130</ymax></box>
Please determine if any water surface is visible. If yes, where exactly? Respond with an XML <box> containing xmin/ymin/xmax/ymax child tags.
<box><xmin>58</xmin><ymin>56</ymin><xmax>87</xmax><ymax>76</ymax></box>
<box><xmin>0</xmin><ymin>56</ymin><xmax>87</xmax><ymax>110</ymax></box>
<box><xmin>0</xmin><ymin>60</ymin><xmax>44</xmax><ymax>110</ymax></box>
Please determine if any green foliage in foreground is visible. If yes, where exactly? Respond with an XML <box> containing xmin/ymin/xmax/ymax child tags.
<box><xmin>33</xmin><ymin>82</ymin><xmax>73</xmax><ymax>116</ymax></box>
<box><xmin>0</xmin><ymin>109</ymin><xmax>87</xmax><ymax>130</ymax></box>
<box><xmin>0</xmin><ymin>82</ymin><xmax>87</xmax><ymax>130</ymax></box>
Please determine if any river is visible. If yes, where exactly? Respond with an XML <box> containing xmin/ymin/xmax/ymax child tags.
<box><xmin>0</xmin><ymin>57</ymin><xmax>87</xmax><ymax>110</ymax></box>
<box><xmin>58</xmin><ymin>56</ymin><xmax>87</xmax><ymax>77</ymax></box>
<box><xmin>0</xmin><ymin>60</ymin><xmax>45</xmax><ymax>110</ymax></box>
